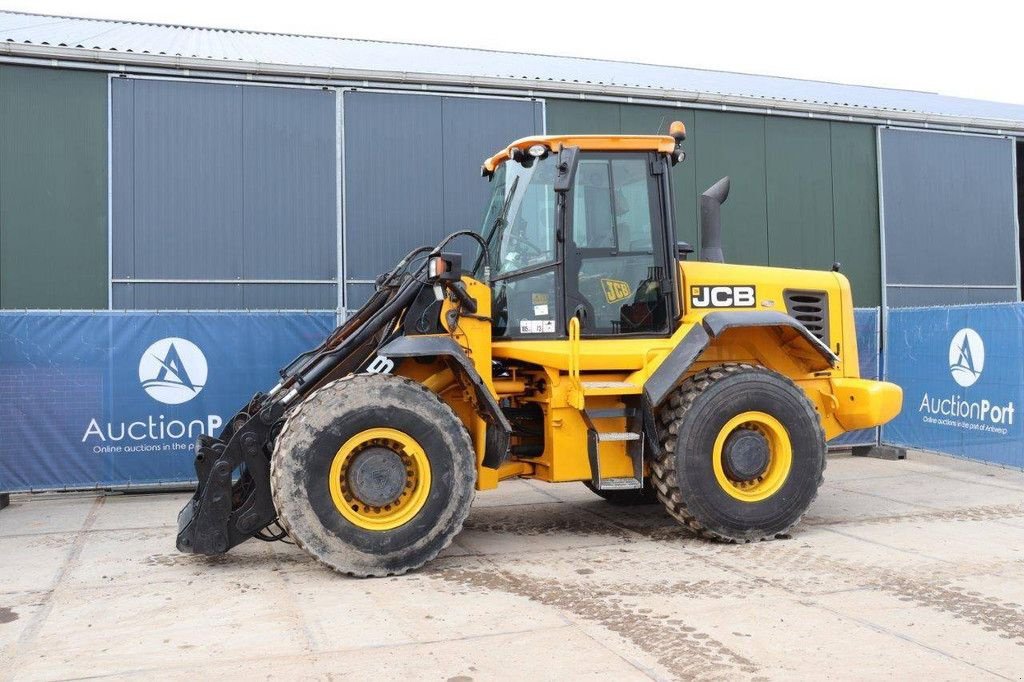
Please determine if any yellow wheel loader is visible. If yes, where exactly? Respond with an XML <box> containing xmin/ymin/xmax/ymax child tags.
<box><xmin>176</xmin><ymin>122</ymin><xmax>903</xmax><ymax>576</ymax></box>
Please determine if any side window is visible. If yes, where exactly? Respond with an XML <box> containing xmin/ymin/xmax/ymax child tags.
<box><xmin>572</xmin><ymin>158</ymin><xmax>655</xmax><ymax>252</ymax></box>
<box><xmin>614</xmin><ymin>159</ymin><xmax>654</xmax><ymax>252</ymax></box>
<box><xmin>482</xmin><ymin>156</ymin><xmax>560</xmax><ymax>339</ymax></box>
<box><xmin>572</xmin><ymin>160</ymin><xmax>615</xmax><ymax>248</ymax></box>
<box><xmin>569</xmin><ymin>155</ymin><xmax>666</xmax><ymax>335</ymax></box>
<box><xmin>512</xmin><ymin>180</ymin><xmax>556</xmax><ymax>267</ymax></box>
<box><xmin>487</xmin><ymin>162</ymin><xmax>558</xmax><ymax>278</ymax></box>
<box><xmin>491</xmin><ymin>271</ymin><xmax>556</xmax><ymax>338</ymax></box>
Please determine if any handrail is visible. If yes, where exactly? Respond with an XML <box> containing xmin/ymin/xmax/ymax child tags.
<box><xmin>568</xmin><ymin>316</ymin><xmax>584</xmax><ymax>410</ymax></box>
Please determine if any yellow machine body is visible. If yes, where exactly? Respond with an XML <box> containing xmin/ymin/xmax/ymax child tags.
<box><xmin>386</xmin><ymin>128</ymin><xmax>902</xmax><ymax>493</ymax></box>
<box><xmin>394</xmin><ymin>263</ymin><xmax>901</xmax><ymax>491</ymax></box>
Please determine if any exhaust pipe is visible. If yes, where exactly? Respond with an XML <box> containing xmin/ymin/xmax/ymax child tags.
<box><xmin>700</xmin><ymin>177</ymin><xmax>730</xmax><ymax>264</ymax></box>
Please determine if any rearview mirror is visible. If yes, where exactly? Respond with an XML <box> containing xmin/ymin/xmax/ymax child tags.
<box><xmin>553</xmin><ymin>145</ymin><xmax>579</xmax><ymax>192</ymax></box>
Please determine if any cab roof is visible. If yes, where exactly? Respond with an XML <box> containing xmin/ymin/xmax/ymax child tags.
<box><xmin>482</xmin><ymin>134</ymin><xmax>676</xmax><ymax>174</ymax></box>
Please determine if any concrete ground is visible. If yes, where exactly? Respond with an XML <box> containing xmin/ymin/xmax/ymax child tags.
<box><xmin>1</xmin><ymin>450</ymin><xmax>1023</xmax><ymax>681</ymax></box>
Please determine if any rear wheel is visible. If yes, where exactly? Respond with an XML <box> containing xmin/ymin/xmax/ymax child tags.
<box><xmin>651</xmin><ymin>363</ymin><xmax>825</xmax><ymax>541</ymax></box>
<box><xmin>271</xmin><ymin>373</ymin><xmax>475</xmax><ymax>576</ymax></box>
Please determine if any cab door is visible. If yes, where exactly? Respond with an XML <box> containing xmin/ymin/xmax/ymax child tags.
<box><xmin>563</xmin><ymin>152</ymin><xmax>674</xmax><ymax>338</ymax></box>
<box><xmin>482</xmin><ymin>154</ymin><xmax>562</xmax><ymax>340</ymax></box>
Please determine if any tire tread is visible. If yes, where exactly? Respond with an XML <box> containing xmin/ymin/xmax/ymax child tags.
<box><xmin>270</xmin><ymin>373</ymin><xmax>475</xmax><ymax>577</ymax></box>
<box><xmin>650</xmin><ymin>362</ymin><xmax>827</xmax><ymax>542</ymax></box>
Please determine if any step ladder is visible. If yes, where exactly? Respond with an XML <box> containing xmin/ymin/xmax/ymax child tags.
<box><xmin>579</xmin><ymin>380</ymin><xmax>643</xmax><ymax>396</ymax></box>
<box><xmin>581</xmin><ymin>396</ymin><xmax>645</xmax><ymax>491</ymax></box>
<box><xmin>566</xmin><ymin>318</ymin><xmax>646</xmax><ymax>490</ymax></box>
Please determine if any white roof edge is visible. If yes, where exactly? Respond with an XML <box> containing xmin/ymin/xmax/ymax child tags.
<box><xmin>2</xmin><ymin>10</ymin><xmax>1023</xmax><ymax>134</ymax></box>
<box><xmin>0</xmin><ymin>9</ymin><xmax>941</xmax><ymax>96</ymax></box>
<box><xmin>3</xmin><ymin>42</ymin><xmax>1019</xmax><ymax>136</ymax></box>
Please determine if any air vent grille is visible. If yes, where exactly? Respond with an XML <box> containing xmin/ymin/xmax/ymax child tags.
<box><xmin>783</xmin><ymin>289</ymin><xmax>830</xmax><ymax>347</ymax></box>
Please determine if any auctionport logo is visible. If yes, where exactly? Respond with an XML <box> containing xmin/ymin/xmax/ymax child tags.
<box><xmin>139</xmin><ymin>337</ymin><xmax>208</xmax><ymax>405</ymax></box>
<box><xmin>919</xmin><ymin>326</ymin><xmax>1014</xmax><ymax>432</ymax></box>
<box><xmin>83</xmin><ymin>335</ymin><xmax>221</xmax><ymax>448</ymax></box>
<box><xmin>949</xmin><ymin>328</ymin><xmax>984</xmax><ymax>388</ymax></box>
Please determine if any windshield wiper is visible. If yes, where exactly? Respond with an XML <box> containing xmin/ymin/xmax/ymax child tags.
<box><xmin>474</xmin><ymin>175</ymin><xmax>520</xmax><ymax>273</ymax></box>
<box><xmin>490</xmin><ymin>176</ymin><xmax>520</xmax><ymax>238</ymax></box>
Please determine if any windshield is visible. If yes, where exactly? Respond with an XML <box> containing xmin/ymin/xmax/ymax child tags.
<box><xmin>477</xmin><ymin>155</ymin><xmax>558</xmax><ymax>278</ymax></box>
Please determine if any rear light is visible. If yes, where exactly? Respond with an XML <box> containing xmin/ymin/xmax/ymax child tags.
<box><xmin>428</xmin><ymin>256</ymin><xmax>447</xmax><ymax>280</ymax></box>
<box><xmin>427</xmin><ymin>252</ymin><xmax>462</xmax><ymax>282</ymax></box>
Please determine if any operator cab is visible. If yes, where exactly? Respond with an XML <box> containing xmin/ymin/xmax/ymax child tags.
<box><xmin>477</xmin><ymin>130</ymin><xmax>684</xmax><ymax>339</ymax></box>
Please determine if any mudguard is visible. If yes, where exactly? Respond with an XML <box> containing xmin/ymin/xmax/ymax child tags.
<box><xmin>377</xmin><ymin>335</ymin><xmax>512</xmax><ymax>469</ymax></box>
<box><xmin>644</xmin><ymin>310</ymin><xmax>839</xmax><ymax>409</ymax></box>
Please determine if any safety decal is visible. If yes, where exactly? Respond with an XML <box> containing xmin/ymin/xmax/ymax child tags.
<box><xmin>520</xmin><ymin>319</ymin><xmax>556</xmax><ymax>334</ymax></box>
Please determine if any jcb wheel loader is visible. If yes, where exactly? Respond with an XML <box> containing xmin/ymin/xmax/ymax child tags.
<box><xmin>176</xmin><ymin>122</ymin><xmax>903</xmax><ymax>576</ymax></box>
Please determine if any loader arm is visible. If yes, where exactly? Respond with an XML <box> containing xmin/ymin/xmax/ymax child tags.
<box><xmin>176</xmin><ymin>242</ymin><xmax>473</xmax><ymax>555</ymax></box>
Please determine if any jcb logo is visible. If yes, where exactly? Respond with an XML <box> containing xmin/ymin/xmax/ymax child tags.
<box><xmin>365</xmin><ymin>356</ymin><xmax>394</xmax><ymax>374</ymax></box>
<box><xmin>690</xmin><ymin>285</ymin><xmax>756</xmax><ymax>308</ymax></box>
<box><xmin>601</xmin><ymin>279</ymin><xmax>632</xmax><ymax>304</ymax></box>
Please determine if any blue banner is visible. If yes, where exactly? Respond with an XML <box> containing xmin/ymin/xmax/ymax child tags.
<box><xmin>829</xmin><ymin>308</ymin><xmax>881</xmax><ymax>448</ymax></box>
<box><xmin>882</xmin><ymin>303</ymin><xmax>1024</xmax><ymax>468</ymax></box>
<box><xmin>0</xmin><ymin>312</ymin><xmax>335</xmax><ymax>492</ymax></box>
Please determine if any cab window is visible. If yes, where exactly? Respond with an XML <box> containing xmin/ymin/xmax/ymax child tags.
<box><xmin>567</xmin><ymin>154</ymin><xmax>667</xmax><ymax>335</ymax></box>
<box><xmin>478</xmin><ymin>156</ymin><xmax>560</xmax><ymax>338</ymax></box>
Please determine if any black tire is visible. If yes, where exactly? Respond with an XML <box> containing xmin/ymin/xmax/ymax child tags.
<box><xmin>270</xmin><ymin>373</ymin><xmax>475</xmax><ymax>577</ymax></box>
<box><xmin>651</xmin><ymin>363</ymin><xmax>825</xmax><ymax>542</ymax></box>
<box><xmin>583</xmin><ymin>480</ymin><xmax>659</xmax><ymax>506</ymax></box>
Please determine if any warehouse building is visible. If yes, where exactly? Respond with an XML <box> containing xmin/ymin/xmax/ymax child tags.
<box><xmin>1</xmin><ymin>10</ymin><xmax>1023</xmax><ymax>316</ymax></box>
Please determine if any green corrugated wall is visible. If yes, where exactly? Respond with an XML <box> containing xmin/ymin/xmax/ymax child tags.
<box><xmin>0</xmin><ymin>66</ymin><xmax>107</xmax><ymax>309</ymax></box>
<box><xmin>829</xmin><ymin>122</ymin><xmax>880</xmax><ymax>307</ymax></box>
<box><xmin>693</xmin><ymin>110</ymin><xmax>769</xmax><ymax>268</ymax></box>
<box><xmin>765</xmin><ymin>117</ymin><xmax>835</xmax><ymax>270</ymax></box>
<box><xmin>546</xmin><ymin>100</ymin><xmax>881</xmax><ymax>306</ymax></box>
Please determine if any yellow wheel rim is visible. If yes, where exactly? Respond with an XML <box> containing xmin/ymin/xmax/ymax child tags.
<box><xmin>328</xmin><ymin>427</ymin><xmax>431</xmax><ymax>531</ymax></box>
<box><xmin>712</xmin><ymin>411</ymin><xmax>792</xmax><ymax>502</ymax></box>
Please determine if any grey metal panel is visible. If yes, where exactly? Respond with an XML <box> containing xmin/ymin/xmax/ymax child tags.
<box><xmin>127</xmin><ymin>78</ymin><xmax>244</xmax><ymax>279</ymax></box>
<box><xmin>881</xmin><ymin>129</ymin><xmax>1018</xmax><ymax>306</ymax></box>
<box><xmin>886</xmin><ymin>286</ymin><xmax>1017</xmax><ymax>308</ymax></box>
<box><xmin>113</xmin><ymin>283</ymin><xmax>243</xmax><ymax>309</ymax></box>
<box><xmin>110</xmin><ymin>76</ymin><xmax>134</xmax><ymax>279</ymax></box>
<box><xmin>440</xmin><ymin>97</ymin><xmax>541</xmax><ymax>237</ymax></box>
<box><xmin>241</xmin><ymin>283</ymin><xmax>336</xmax><ymax>309</ymax></box>
<box><xmin>345</xmin><ymin>283</ymin><xmax>376</xmax><ymax>311</ymax></box>
<box><xmin>242</xmin><ymin>85</ymin><xmax>336</xmax><ymax>279</ymax></box>
<box><xmin>6</xmin><ymin>11</ymin><xmax>1024</xmax><ymax>129</ymax></box>
<box><xmin>344</xmin><ymin>92</ymin><xmax>541</xmax><ymax>294</ymax></box>
<box><xmin>112</xmin><ymin>78</ymin><xmax>339</xmax><ymax>310</ymax></box>
<box><xmin>111</xmin><ymin>284</ymin><xmax>132</xmax><ymax>309</ymax></box>
<box><xmin>343</xmin><ymin>91</ymin><xmax>443</xmax><ymax>281</ymax></box>
<box><xmin>112</xmin><ymin>282</ymin><xmax>335</xmax><ymax>309</ymax></box>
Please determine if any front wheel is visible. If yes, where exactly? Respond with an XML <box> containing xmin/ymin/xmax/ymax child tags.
<box><xmin>270</xmin><ymin>373</ymin><xmax>476</xmax><ymax>576</ymax></box>
<box><xmin>651</xmin><ymin>363</ymin><xmax>825</xmax><ymax>541</ymax></box>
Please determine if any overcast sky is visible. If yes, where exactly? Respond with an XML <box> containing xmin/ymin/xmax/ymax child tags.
<box><xmin>4</xmin><ymin>0</ymin><xmax>1022</xmax><ymax>105</ymax></box>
